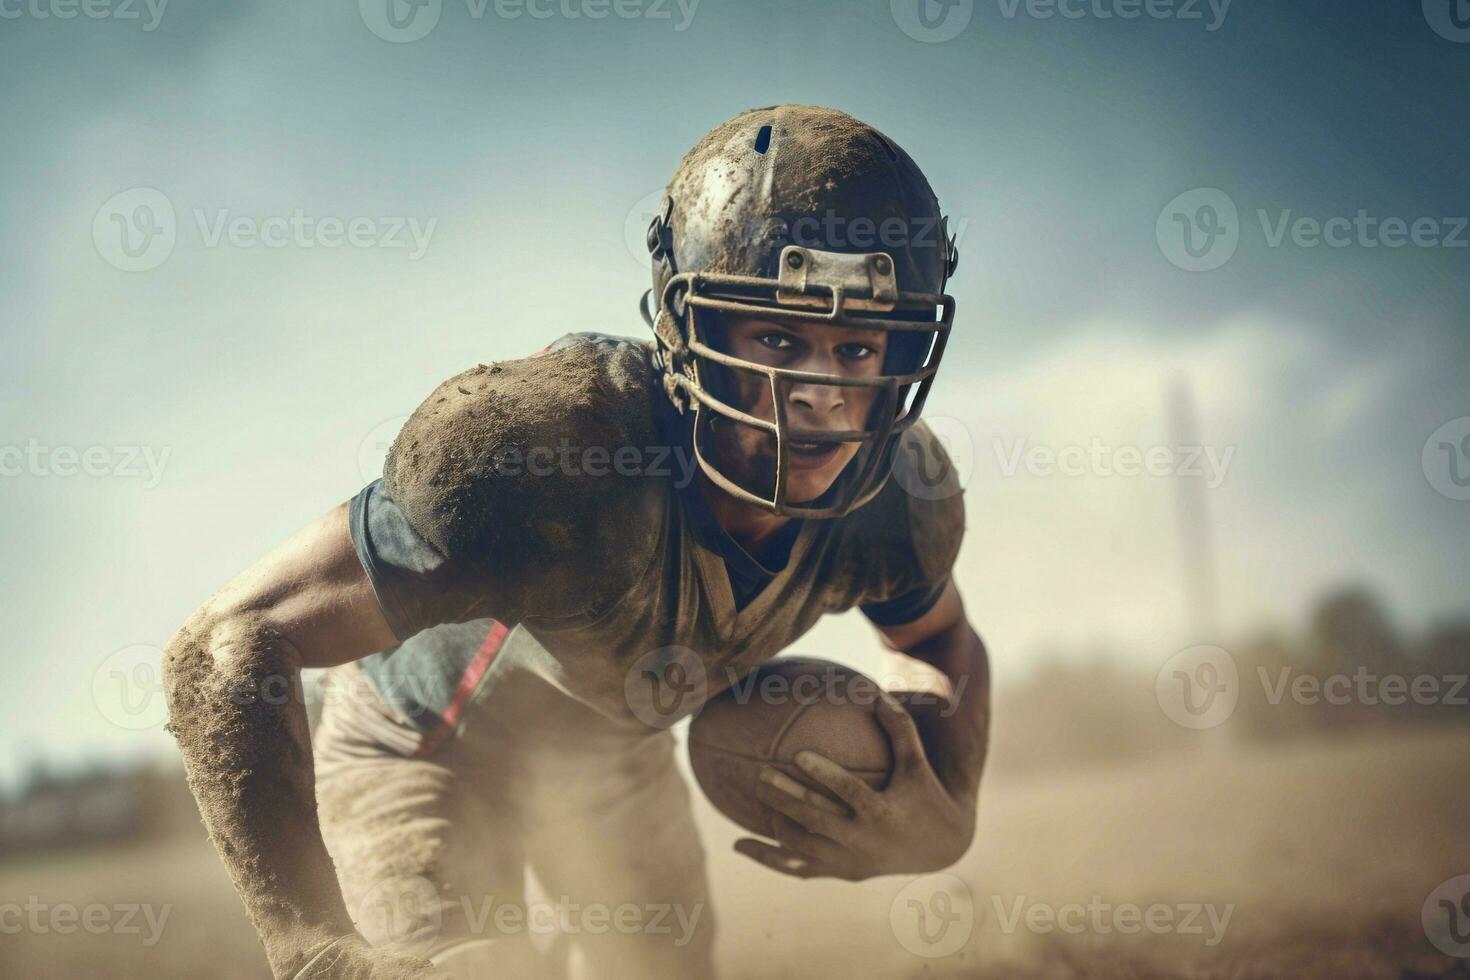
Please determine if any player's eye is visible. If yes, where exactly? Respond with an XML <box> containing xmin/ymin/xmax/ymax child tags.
<box><xmin>757</xmin><ymin>332</ymin><xmax>795</xmax><ymax>351</ymax></box>
<box><xmin>836</xmin><ymin>342</ymin><xmax>878</xmax><ymax>360</ymax></box>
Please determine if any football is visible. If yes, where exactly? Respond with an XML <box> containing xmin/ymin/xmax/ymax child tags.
<box><xmin>687</xmin><ymin>657</ymin><xmax>894</xmax><ymax>838</ymax></box>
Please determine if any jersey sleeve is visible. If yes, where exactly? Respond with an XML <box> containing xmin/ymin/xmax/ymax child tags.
<box><xmin>855</xmin><ymin>420</ymin><xmax>966</xmax><ymax>626</ymax></box>
<box><xmin>355</xmin><ymin>336</ymin><xmax>665</xmax><ymax>641</ymax></box>
<box><xmin>859</xmin><ymin>577</ymin><xmax>950</xmax><ymax>627</ymax></box>
<box><xmin>349</xmin><ymin>479</ymin><xmax>494</xmax><ymax>641</ymax></box>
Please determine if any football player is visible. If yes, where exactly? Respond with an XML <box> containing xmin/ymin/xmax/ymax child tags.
<box><xmin>163</xmin><ymin>104</ymin><xmax>990</xmax><ymax>979</ymax></box>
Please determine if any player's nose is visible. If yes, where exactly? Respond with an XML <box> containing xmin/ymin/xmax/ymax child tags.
<box><xmin>785</xmin><ymin>349</ymin><xmax>848</xmax><ymax>420</ymax></box>
<box><xmin>786</xmin><ymin>379</ymin><xmax>846</xmax><ymax>420</ymax></box>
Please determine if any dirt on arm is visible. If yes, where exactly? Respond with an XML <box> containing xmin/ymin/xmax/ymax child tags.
<box><xmin>163</xmin><ymin>608</ymin><xmax>429</xmax><ymax>978</ymax></box>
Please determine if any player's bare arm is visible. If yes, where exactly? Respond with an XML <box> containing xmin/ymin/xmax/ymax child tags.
<box><xmin>162</xmin><ymin>505</ymin><xmax>444</xmax><ymax>979</ymax></box>
<box><xmin>876</xmin><ymin>580</ymin><xmax>991</xmax><ymax>809</ymax></box>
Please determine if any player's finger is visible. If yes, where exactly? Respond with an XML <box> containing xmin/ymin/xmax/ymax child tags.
<box><xmin>873</xmin><ymin>692</ymin><xmax>927</xmax><ymax>772</ymax></box>
<box><xmin>793</xmin><ymin>750</ymin><xmax>877</xmax><ymax>808</ymax></box>
<box><xmin>760</xmin><ymin>767</ymin><xmax>851</xmax><ymax>816</ymax></box>
<box><xmin>769</xmin><ymin>812</ymin><xmax>850</xmax><ymax>869</ymax></box>
<box><xmin>756</xmin><ymin>773</ymin><xmax>852</xmax><ymax>841</ymax></box>
<box><xmin>733</xmin><ymin>838</ymin><xmax>819</xmax><ymax>878</ymax></box>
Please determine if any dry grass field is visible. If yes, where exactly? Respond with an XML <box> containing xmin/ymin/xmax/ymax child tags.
<box><xmin>3</xmin><ymin>725</ymin><xmax>1468</xmax><ymax>979</ymax></box>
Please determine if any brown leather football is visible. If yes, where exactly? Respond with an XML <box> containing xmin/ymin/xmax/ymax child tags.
<box><xmin>687</xmin><ymin>657</ymin><xmax>894</xmax><ymax>838</ymax></box>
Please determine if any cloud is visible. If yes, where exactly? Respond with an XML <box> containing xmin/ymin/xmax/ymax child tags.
<box><xmin>930</xmin><ymin>313</ymin><xmax>1439</xmax><ymax>668</ymax></box>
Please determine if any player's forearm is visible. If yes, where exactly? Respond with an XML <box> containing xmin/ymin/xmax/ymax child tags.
<box><xmin>163</xmin><ymin>606</ymin><xmax>356</xmax><ymax>978</ymax></box>
<box><xmin>901</xmin><ymin>620</ymin><xmax>991</xmax><ymax>808</ymax></box>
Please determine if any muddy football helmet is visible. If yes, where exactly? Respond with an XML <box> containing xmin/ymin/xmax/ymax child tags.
<box><xmin>641</xmin><ymin>104</ymin><xmax>958</xmax><ymax>518</ymax></box>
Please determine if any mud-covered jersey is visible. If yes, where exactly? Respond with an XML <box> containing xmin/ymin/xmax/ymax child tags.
<box><xmin>350</xmin><ymin>333</ymin><xmax>964</xmax><ymax>746</ymax></box>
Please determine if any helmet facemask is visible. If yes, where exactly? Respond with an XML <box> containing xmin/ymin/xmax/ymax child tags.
<box><xmin>644</xmin><ymin>243</ymin><xmax>953</xmax><ymax>518</ymax></box>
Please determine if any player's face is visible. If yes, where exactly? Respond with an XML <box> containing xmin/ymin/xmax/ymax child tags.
<box><xmin>709</xmin><ymin>314</ymin><xmax>889</xmax><ymax>505</ymax></box>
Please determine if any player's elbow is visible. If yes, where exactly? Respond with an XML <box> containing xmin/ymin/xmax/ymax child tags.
<box><xmin>162</xmin><ymin>600</ymin><xmax>304</xmax><ymax>737</ymax></box>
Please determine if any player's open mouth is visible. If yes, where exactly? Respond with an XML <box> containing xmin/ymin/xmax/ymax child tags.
<box><xmin>785</xmin><ymin>439</ymin><xmax>842</xmax><ymax>469</ymax></box>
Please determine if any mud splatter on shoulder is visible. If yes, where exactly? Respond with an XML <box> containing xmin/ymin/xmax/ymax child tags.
<box><xmin>383</xmin><ymin>338</ymin><xmax>666</xmax><ymax>620</ymax></box>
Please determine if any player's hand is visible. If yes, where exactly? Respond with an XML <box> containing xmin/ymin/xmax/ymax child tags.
<box><xmin>290</xmin><ymin>933</ymin><xmax>450</xmax><ymax>980</ymax></box>
<box><xmin>735</xmin><ymin>690</ymin><xmax>975</xmax><ymax>881</ymax></box>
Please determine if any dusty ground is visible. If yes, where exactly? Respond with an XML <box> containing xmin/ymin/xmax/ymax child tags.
<box><xmin>3</xmin><ymin>725</ymin><xmax>1468</xmax><ymax>979</ymax></box>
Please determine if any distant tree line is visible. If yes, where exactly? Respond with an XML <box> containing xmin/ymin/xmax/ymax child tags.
<box><xmin>989</xmin><ymin>587</ymin><xmax>1470</xmax><ymax>775</ymax></box>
